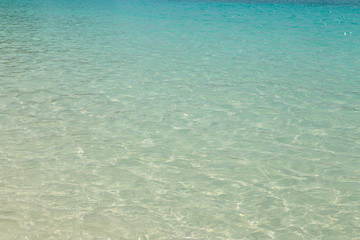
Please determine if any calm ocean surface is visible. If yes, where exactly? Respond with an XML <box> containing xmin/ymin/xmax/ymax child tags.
<box><xmin>0</xmin><ymin>0</ymin><xmax>359</xmax><ymax>239</ymax></box>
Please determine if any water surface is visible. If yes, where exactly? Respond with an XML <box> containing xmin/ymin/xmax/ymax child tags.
<box><xmin>0</xmin><ymin>0</ymin><xmax>359</xmax><ymax>239</ymax></box>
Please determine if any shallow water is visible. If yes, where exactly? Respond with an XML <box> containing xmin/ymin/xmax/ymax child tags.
<box><xmin>0</xmin><ymin>0</ymin><xmax>359</xmax><ymax>239</ymax></box>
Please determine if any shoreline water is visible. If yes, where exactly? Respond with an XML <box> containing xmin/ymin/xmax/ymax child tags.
<box><xmin>1</xmin><ymin>0</ymin><xmax>359</xmax><ymax>239</ymax></box>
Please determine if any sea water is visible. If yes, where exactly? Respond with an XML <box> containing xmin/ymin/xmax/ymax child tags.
<box><xmin>0</xmin><ymin>0</ymin><xmax>359</xmax><ymax>239</ymax></box>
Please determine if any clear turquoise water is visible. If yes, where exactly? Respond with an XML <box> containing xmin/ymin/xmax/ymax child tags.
<box><xmin>0</xmin><ymin>0</ymin><xmax>359</xmax><ymax>239</ymax></box>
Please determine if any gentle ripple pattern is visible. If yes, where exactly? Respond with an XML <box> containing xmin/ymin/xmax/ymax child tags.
<box><xmin>0</xmin><ymin>0</ymin><xmax>360</xmax><ymax>239</ymax></box>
